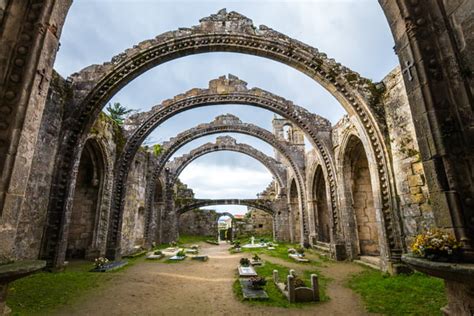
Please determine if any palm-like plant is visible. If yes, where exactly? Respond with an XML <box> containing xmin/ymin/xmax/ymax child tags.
<box><xmin>106</xmin><ymin>102</ymin><xmax>134</xmax><ymax>125</ymax></box>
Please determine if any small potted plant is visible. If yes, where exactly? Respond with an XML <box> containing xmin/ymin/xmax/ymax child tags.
<box><xmin>411</xmin><ymin>228</ymin><xmax>463</xmax><ymax>262</ymax></box>
<box><xmin>240</xmin><ymin>257</ymin><xmax>250</xmax><ymax>267</ymax></box>
<box><xmin>251</xmin><ymin>254</ymin><xmax>262</xmax><ymax>265</ymax></box>
<box><xmin>249</xmin><ymin>276</ymin><xmax>267</xmax><ymax>290</ymax></box>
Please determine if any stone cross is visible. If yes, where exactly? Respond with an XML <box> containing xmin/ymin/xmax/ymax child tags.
<box><xmin>37</xmin><ymin>68</ymin><xmax>49</xmax><ymax>91</ymax></box>
<box><xmin>402</xmin><ymin>60</ymin><xmax>414</xmax><ymax>81</ymax></box>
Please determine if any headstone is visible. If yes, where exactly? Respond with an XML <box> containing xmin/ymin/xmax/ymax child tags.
<box><xmin>289</xmin><ymin>254</ymin><xmax>309</xmax><ymax>262</ymax></box>
<box><xmin>169</xmin><ymin>255</ymin><xmax>186</xmax><ymax>261</ymax></box>
<box><xmin>238</xmin><ymin>266</ymin><xmax>258</xmax><ymax>277</ymax></box>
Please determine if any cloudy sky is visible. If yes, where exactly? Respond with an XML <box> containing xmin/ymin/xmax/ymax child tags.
<box><xmin>54</xmin><ymin>0</ymin><xmax>398</xmax><ymax>214</ymax></box>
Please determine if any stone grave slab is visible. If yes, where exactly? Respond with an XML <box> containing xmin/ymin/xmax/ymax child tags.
<box><xmin>289</xmin><ymin>254</ymin><xmax>309</xmax><ymax>263</ymax></box>
<box><xmin>90</xmin><ymin>261</ymin><xmax>128</xmax><ymax>272</ymax></box>
<box><xmin>162</xmin><ymin>248</ymin><xmax>181</xmax><ymax>256</ymax></box>
<box><xmin>239</xmin><ymin>279</ymin><xmax>269</xmax><ymax>300</ymax></box>
<box><xmin>191</xmin><ymin>255</ymin><xmax>208</xmax><ymax>261</ymax></box>
<box><xmin>146</xmin><ymin>252</ymin><xmax>164</xmax><ymax>260</ymax></box>
<box><xmin>185</xmin><ymin>248</ymin><xmax>198</xmax><ymax>254</ymax></box>
<box><xmin>238</xmin><ymin>266</ymin><xmax>257</xmax><ymax>277</ymax></box>
<box><xmin>169</xmin><ymin>255</ymin><xmax>186</xmax><ymax>261</ymax></box>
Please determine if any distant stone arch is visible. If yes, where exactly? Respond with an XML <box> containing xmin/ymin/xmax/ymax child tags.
<box><xmin>142</xmin><ymin>113</ymin><xmax>309</xmax><ymax>218</ymax></box>
<box><xmin>177</xmin><ymin>199</ymin><xmax>275</xmax><ymax>216</ymax></box>
<box><xmin>167</xmin><ymin>136</ymin><xmax>287</xmax><ymax>191</ymax></box>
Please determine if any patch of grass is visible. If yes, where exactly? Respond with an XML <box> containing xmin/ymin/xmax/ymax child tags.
<box><xmin>177</xmin><ymin>234</ymin><xmax>211</xmax><ymax>246</ymax></box>
<box><xmin>233</xmin><ymin>261</ymin><xmax>329</xmax><ymax>308</ymax></box>
<box><xmin>348</xmin><ymin>269</ymin><xmax>447</xmax><ymax>315</ymax></box>
<box><xmin>238</xmin><ymin>243</ymin><xmax>326</xmax><ymax>267</ymax></box>
<box><xmin>7</xmin><ymin>258</ymin><xmax>142</xmax><ymax>315</ymax></box>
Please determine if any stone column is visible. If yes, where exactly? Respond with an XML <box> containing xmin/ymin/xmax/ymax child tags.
<box><xmin>0</xmin><ymin>1</ymin><xmax>72</xmax><ymax>261</ymax></box>
<box><xmin>380</xmin><ymin>0</ymin><xmax>474</xmax><ymax>257</ymax></box>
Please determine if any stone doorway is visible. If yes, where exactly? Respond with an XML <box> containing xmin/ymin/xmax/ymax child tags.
<box><xmin>313</xmin><ymin>165</ymin><xmax>331</xmax><ymax>243</ymax></box>
<box><xmin>66</xmin><ymin>139</ymin><xmax>105</xmax><ymax>259</ymax></box>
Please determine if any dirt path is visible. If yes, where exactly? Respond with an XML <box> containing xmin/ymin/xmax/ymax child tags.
<box><xmin>54</xmin><ymin>243</ymin><xmax>372</xmax><ymax>316</ymax></box>
<box><xmin>260</xmin><ymin>254</ymin><xmax>371</xmax><ymax>315</ymax></box>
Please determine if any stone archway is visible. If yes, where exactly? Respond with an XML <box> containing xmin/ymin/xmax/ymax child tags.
<box><xmin>156</xmin><ymin>136</ymin><xmax>288</xmax><ymax>242</ymax></box>
<box><xmin>342</xmin><ymin>134</ymin><xmax>380</xmax><ymax>259</ymax></box>
<box><xmin>142</xmin><ymin>113</ymin><xmax>307</xmax><ymax>208</ymax></box>
<box><xmin>165</xmin><ymin>136</ymin><xmax>287</xmax><ymax>191</ymax></box>
<box><xmin>42</xmin><ymin>9</ymin><xmax>399</xmax><ymax>266</ymax></box>
<box><xmin>141</xmin><ymin>113</ymin><xmax>305</xmax><ymax>200</ymax></box>
<box><xmin>177</xmin><ymin>199</ymin><xmax>275</xmax><ymax>216</ymax></box>
<box><xmin>312</xmin><ymin>165</ymin><xmax>331</xmax><ymax>244</ymax></box>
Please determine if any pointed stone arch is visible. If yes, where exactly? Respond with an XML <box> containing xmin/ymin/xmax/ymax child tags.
<box><xmin>43</xmin><ymin>10</ymin><xmax>399</xmax><ymax>266</ymax></box>
<box><xmin>142</xmin><ymin>113</ymin><xmax>307</xmax><ymax>219</ymax></box>
<box><xmin>311</xmin><ymin>164</ymin><xmax>331</xmax><ymax>244</ymax></box>
<box><xmin>66</xmin><ymin>136</ymin><xmax>112</xmax><ymax>259</ymax></box>
<box><xmin>168</xmin><ymin>136</ymin><xmax>287</xmax><ymax>192</ymax></box>
<box><xmin>339</xmin><ymin>131</ymin><xmax>382</xmax><ymax>266</ymax></box>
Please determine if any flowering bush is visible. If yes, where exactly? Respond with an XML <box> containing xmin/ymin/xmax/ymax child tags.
<box><xmin>411</xmin><ymin>229</ymin><xmax>462</xmax><ymax>261</ymax></box>
<box><xmin>94</xmin><ymin>257</ymin><xmax>109</xmax><ymax>269</ymax></box>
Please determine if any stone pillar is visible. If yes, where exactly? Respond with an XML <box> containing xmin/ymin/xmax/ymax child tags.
<box><xmin>380</xmin><ymin>0</ymin><xmax>474</xmax><ymax>257</ymax></box>
<box><xmin>0</xmin><ymin>1</ymin><xmax>72</xmax><ymax>261</ymax></box>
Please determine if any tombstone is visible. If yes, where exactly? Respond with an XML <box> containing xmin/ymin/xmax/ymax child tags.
<box><xmin>238</xmin><ymin>266</ymin><xmax>258</xmax><ymax>277</ymax></box>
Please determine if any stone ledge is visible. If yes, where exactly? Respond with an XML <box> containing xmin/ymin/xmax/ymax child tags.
<box><xmin>401</xmin><ymin>254</ymin><xmax>474</xmax><ymax>284</ymax></box>
<box><xmin>0</xmin><ymin>260</ymin><xmax>46</xmax><ymax>283</ymax></box>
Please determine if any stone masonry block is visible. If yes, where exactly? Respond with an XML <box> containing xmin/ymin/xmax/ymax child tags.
<box><xmin>411</xmin><ymin>162</ymin><xmax>424</xmax><ymax>175</ymax></box>
<box><xmin>408</xmin><ymin>174</ymin><xmax>424</xmax><ymax>187</ymax></box>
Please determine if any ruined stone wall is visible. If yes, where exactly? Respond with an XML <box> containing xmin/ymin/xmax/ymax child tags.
<box><xmin>382</xmin><ymin>67</ymin><xmax>433</xmax><ymax>246</ymax></box>
<box><xmin>178</xmin><ymin>209</ymin><xmax>219</xmax><ymax>237</ymax></box>
<box><xmin>247</xmin><ymin>208</ymin><xmax>273</xmax><ymax>236</ymax></box>
<box><xmin>121</xmin><ymin>150</ymin><xmax>150</xmax><ymax>254</ymax></box>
